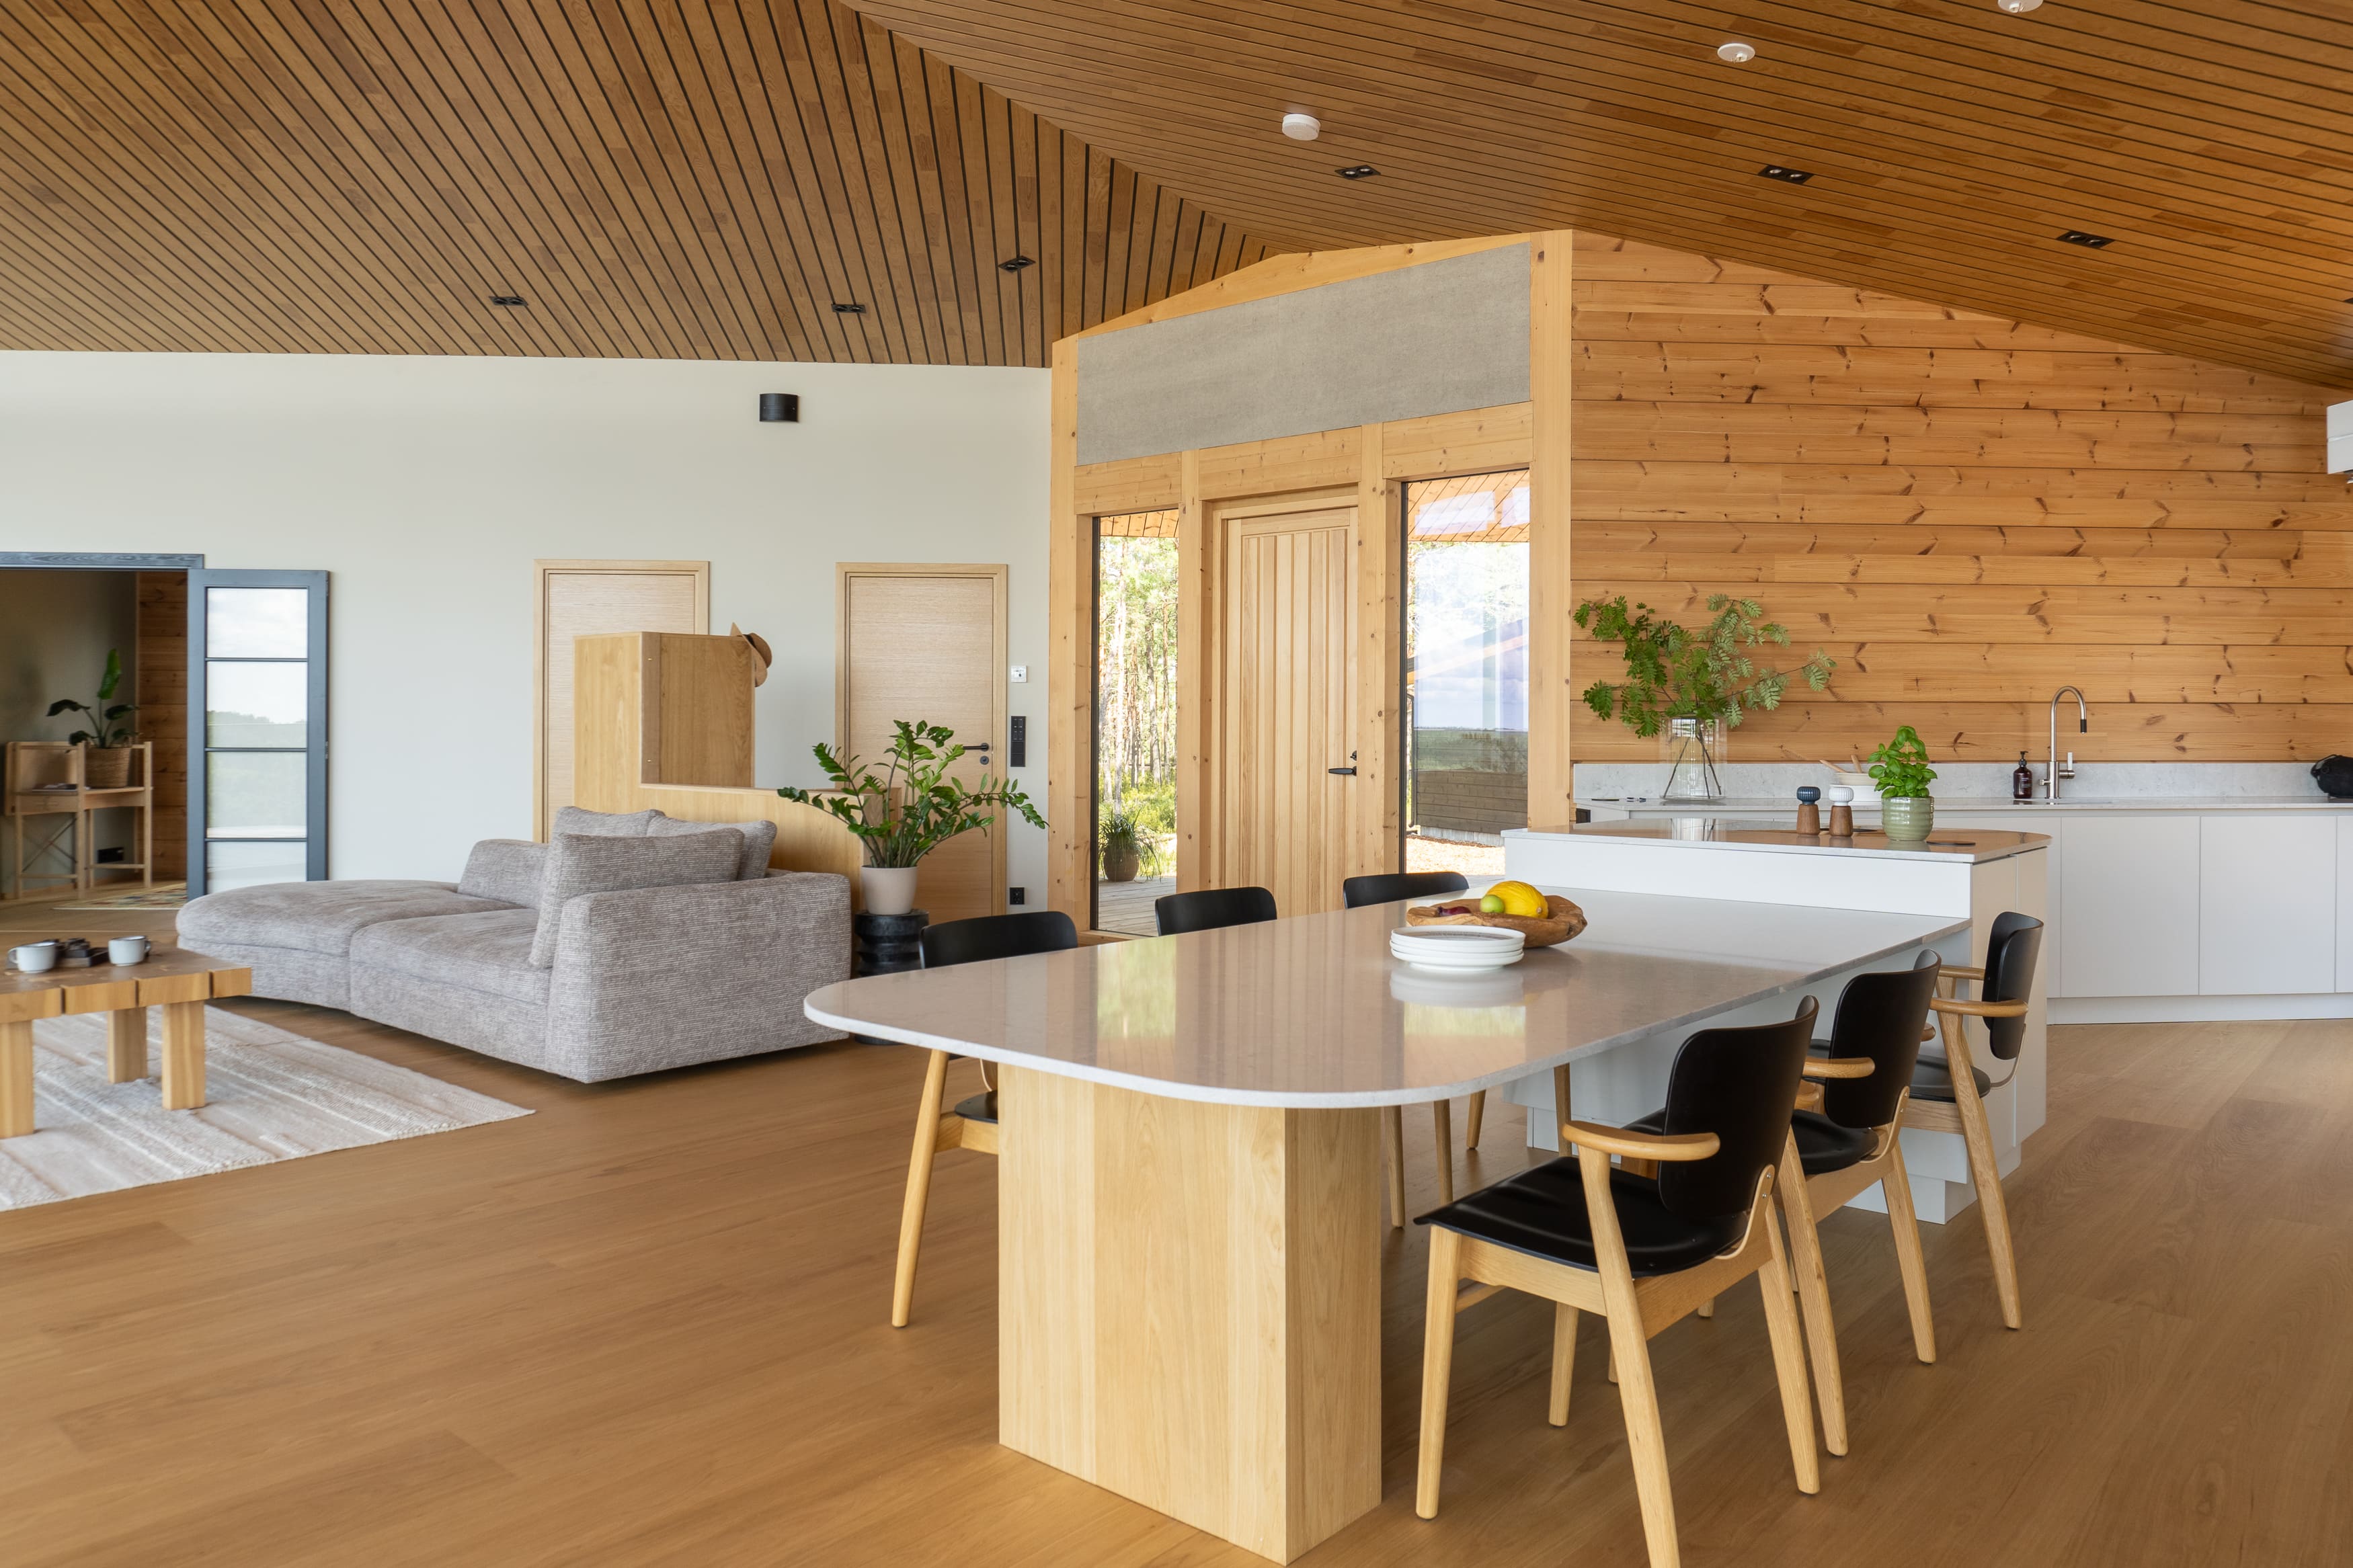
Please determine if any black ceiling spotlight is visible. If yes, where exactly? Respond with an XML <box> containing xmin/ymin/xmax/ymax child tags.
<box><xmin>2058</xmin><ymin>231</ymin><xmax>2114</xmax><ymax>247</ymax></box>
<box><xmin>1000</xmin><ymin>255</ymin><xmax>1035</xmax><ymax>272</ymax></box>
<box><xmin>1758</xmin><ymin>165</ymin><xmax>1813</xmax><ymax>183</ymax></box>
<box><xmin>1335</xmin><ymin>164</ymin><xmax>1378</xmax><ymax>179</ymax></box>
<box><xmin>832</xmin><ymin>301</ymin><xmax>867</xmax><ymax>314</ymax></box>
<box><xmin>488</xmin><ymin>294</ymin><xmax>526</xmax><ymax>306</ymax></box>
<box><xmin>758</xmin><ymin>393</ymin><xmax>799</xmax><ymax>423</ymax></box>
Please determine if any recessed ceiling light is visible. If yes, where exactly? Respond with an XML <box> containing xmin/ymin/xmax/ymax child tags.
<box><xmin>1716</xmin><ymin>41</ymin><xmax>1756</xmax><ymax>63</ymax></box>
<box><xmin>488</xmin><ymin>295</ymin><xmax>525</xmax><ymax>307</ymax></box>
<box><xmin>832</xmin><ymin>302</ymin><xmax>867</xmax><ymax>314</ymax></box>
<box><xmin>1758</xmin><ymin>165</ymin><xmax>1813</xmax><ymax>183</ymax></box>
<box><xmin>1997</xmin><ymin>0</ymin><xmax>2043</xmax><ymax>13</ymax></box>
<box><xmin>2058</xmin><ymin>231</ymin><xmax>2114</xmax><ymax>247</ymax></box>
<box><xmin>1336</xmin><ymin>164</ymin><xmax>1378</xmax><ymax>179</ymax></box>
<box><xmin>1281</xmin><ymin>112</ymin><xmax>1321</xmax><ymax>141</ymax></box>
<box><xmin>1000</xmin><ymin>255</ymin><xmax>1035</xmax><ymax>272</ymax></box>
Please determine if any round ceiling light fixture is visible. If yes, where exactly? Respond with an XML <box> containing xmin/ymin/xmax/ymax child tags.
<box><xmin>1716</xmin><ymin>40</ymin><xmax>1756</xmax><ymax>63</ymax></box>
<box><xmin>1281</xmin><ymin>112</ymin><xmax>1322</xmax><ymax>141</ymax></box>
<box><xmin>1996</xmin><ymin>0</ymin><xmax>2043</xmax><ymax>11</ymax></box>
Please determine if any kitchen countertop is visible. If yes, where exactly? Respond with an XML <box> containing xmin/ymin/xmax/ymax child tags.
<box><xmin>1578</xmin><ymin>794</ymin><xmax>2353</xmax><ymax>813</ymax></box>
<box><xmin>1517</xmin><ymin>823</ymin><xmax>2050</xmax><ymax>862</ymax></box>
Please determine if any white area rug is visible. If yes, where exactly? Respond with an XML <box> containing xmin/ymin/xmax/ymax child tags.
<box><xmin>0</xmin><ymin>1006</ymin><xmax>531</xmax><ymax>1209</ymax></box>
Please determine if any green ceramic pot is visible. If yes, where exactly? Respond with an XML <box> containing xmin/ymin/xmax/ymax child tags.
<box><xmin>1880</xmin><ymin>794</ymin><xmax>1934</xmax><ymax>841</ymax></box>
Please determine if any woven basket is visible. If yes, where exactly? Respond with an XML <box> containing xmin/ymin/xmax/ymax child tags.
<box><xmin>1405</xmin><ymin>894</ymin><xmax>1587</xmax><ymax>948</ymax></box>
<box><xmin>83</xmin><ymin>746</ymin><xmax>132</xmax><ymax>789</ymax></box>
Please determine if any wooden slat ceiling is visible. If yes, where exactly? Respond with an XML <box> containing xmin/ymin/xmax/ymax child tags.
<box><xmin>0</xmin><ymin>0</ymin><xmax>1275</xmax><ymax>364</ymax></box>
<box><xmin>840</xmin><ymin>0</ymin><xmax>2353</xmax><ymax>388</ymax></box>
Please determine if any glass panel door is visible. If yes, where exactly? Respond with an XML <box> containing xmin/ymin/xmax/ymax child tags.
<box><xmin>1092</xmin><ymin>510</ymin><xmax>1180</xmax><ymax>936</ymax></box>
<box><xmin>188</xmin><ymin>571</ymin><xmax>328</xmax><ymax>895</ymax></box>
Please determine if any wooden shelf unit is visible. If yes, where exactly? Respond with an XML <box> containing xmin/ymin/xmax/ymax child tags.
<box><xmin>3</xmin><ymin>741</ymin><xmax>157</xmax><ymax>901</ymax></box>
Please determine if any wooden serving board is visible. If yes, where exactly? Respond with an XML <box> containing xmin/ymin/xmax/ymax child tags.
<box><xmin>1404</xmin><ymin>895</ymin><xmax>1587</xmax><ymax>948</ymax></box>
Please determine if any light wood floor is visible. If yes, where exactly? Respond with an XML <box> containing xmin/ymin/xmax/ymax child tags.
<box><xmin>5</xmin><ymin>897</ymin><xmax>2350</xmax><ymax>1565</ymax></box>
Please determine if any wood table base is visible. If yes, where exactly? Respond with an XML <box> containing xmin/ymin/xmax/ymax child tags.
<box><xmin>998</xmin><ymin>1069</ymin><xmax>1383</xmax><ymax>1564</ymax></box>
<box><xmin>107</xmin><ymin>1005</ymin><xmax>149</xmax><ymax>1083</ymax></box>
<box><xmin>0</xmin><ymin>1018</ymin><xmax>32</xmax><ymax>1138</ymax></box>
<box><xmin>159</xmin><ymin>999</ymin><xmax>207</xmax><ymax>1110</ymax></box>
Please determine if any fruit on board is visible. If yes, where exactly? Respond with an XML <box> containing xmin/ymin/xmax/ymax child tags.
<box><xmin>1479</xmin><ymin>893</ymin><xmax>1506</xmax><ymax>914</ymax></box>
<box><xmin>1485</xmin><ymin>880</ymin><xmax>1548</xmax><ymax>918</ymax></box>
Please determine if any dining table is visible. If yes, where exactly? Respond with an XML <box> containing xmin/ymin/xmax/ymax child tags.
<box><xmin>803</xmin><ymin>884</ymin><xmax>1968</xmax><ymax>1563</ymax></box>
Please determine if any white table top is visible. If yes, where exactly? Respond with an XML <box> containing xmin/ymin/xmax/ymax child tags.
<box><xmin>1515</xmin><ymin>823</ymin><xmax>2049</xmax><ymax>864</ymax></box>
<box><xmin>803</xmin><ymin>889</ymin><xmax>1967</xmax><ymax>1109</ymax></box>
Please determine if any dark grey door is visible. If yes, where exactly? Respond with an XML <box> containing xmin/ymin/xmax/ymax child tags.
<box><xmin>187</xmin><ymin>571</ymin><xmax>328</xmax><ymax>895</ymax></box>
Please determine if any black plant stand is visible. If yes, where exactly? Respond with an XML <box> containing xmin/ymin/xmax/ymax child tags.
<box><xmin>854</xmin><ymin>909</ymin><xmax>929</xmax><ymax>977</ymax></box>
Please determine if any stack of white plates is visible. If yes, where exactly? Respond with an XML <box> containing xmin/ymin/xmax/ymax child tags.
<box><xmin>1389</xmin><ymin>925</ymin><xmax>1526</xmax><ymax>971</ymax></box>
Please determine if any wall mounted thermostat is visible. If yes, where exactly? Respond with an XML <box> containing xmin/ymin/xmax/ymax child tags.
<box><xmin>1009</xmin><ymin>716</ymin><xmax>1027</xmax><ymax>768</ymax></box>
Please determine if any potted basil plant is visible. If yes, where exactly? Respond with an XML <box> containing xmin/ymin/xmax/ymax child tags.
<box><xmin>781</xmin><ymin>719</ymin><xmax>1047</xmax><ymax>915</ymax></box>
<box><xmin>1866</xmin><ymin>725</ymin><xmax>1939</xmax><ymax>841</ymax></box>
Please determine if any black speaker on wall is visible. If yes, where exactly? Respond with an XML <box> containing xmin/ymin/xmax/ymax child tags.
<box><xmin>758</xmin><ymin>393</ymin><xmax>799</xmax><ymax>423</ymax></box>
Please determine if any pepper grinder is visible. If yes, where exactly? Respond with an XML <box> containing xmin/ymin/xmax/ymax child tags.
<box><xmin>1794</xmin><ymin>784</ymin><xmax>1822</xmax><ymax>835</ymax></box>
<box><xmin>1827</xmin><ymin>784</ymin><xmax>1855</xmax><ymax>837</ymax></box>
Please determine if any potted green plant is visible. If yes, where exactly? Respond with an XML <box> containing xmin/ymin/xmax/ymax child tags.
<box><xmin>780</xmin><ymin>718</ymin><xmax>1047</xmax><ymax>915</ymax></box>
<box><xmin>1866</xmin><ymin>725</ymin><xmax>1939</xmax><ymax>841</ymax></box>
<box><xmin>1097</xmin><ymin>807</ymin><xmax>1161</xmax><ymax>883</ymax></box>
<box><xmin>1573</xmin><ymin>595</ymin><xmax>1834</xmax><ymax>802</ymax></box>
<box><xmin>47</xmin><ymin>648</ymin><xmax>141</xmax><ymax>789</ymax></box>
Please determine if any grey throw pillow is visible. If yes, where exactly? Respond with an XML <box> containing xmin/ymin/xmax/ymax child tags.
<box><xmin>457</xmin><ymin>839</ymin><xmax>547</xmax><ymax>907</ymax></box>
<box><xmin>529</xmin><ymin>830</ymin><xmax>744</xmax><ymax>966</ymax></box>
<box><xmin>551</xmin><ymin>805</ymin><xmax>660</xmax><ymax>837</ymax></box>
<box><xmin>646</xmin><ymin>815</ymin><xmax>776</xmax><ymax>880</ymax></box>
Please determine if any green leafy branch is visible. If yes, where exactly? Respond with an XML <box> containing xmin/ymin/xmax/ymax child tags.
<box><xmin>1572</xmin><ymin>594</ymin><xmax>1835</xmax><ymax>739</ymax></box>
<box><xmin>47</xmin><ymin>647</ymin><xmax>140</xmax><ymax>749</ymax></box>
<box><xmin>779</xmin><ymin>718</ymin><xmax>1047</xmax><ymax>869</ymax></box>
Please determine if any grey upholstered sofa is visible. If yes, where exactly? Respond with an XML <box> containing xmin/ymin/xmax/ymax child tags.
<box><xmin>177</xmin><ymin>806</ymin><xmax>851</xmax><ymax>1081</ymax></box>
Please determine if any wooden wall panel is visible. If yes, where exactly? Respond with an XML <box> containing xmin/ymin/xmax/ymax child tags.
<box><xmin>133</xmin><ymin>572</ymin><xmax>186</xmax><ymax>881</ymax></box>
<box><xmin>1569</xmin><ymin>234</ymin><xmax>2353</xmax><ymax>764</ymax></box>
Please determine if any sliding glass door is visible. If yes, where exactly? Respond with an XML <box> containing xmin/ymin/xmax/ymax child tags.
<box><xmin>188</xmin><ymin>571</ymin><xmax>328</xmax><ymax>895</ymax></box>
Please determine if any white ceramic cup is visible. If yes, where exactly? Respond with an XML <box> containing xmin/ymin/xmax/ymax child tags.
<box><xmin>108</xmin><ymin>935</ymin><xmax>151</xmax><ymax>965</ymax></box>
<box><xmin>9</xmin><ymin>940</ymin><xmax>58</xmax><ymax>974</ymax></box>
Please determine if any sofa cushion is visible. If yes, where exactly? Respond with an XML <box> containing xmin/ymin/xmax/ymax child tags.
<box><xmin>456</xmin><ymin>839</ymin><xmax>547</xmax><ymax>906</ymax></box>
<box><xmin>350</xmin><ymin>907</ymin><xmax>551</xmax><ymax>1006</ymax></box>
<box><xmin>646</xmin><ymin>815</ymin><xmax>776</xmax><ymax>880</ymax></box>
<box><xmin>529</xmin><ymin>831</ymin><xmax>744</xmax><ymax>966</ymax></box>
<box><xmin>552</xmin><ymin>805</ymin><xmax>660</xmax><ymax>837</ymax></box>
<box><xmin>179</xmin><ymin>879</ymin><xmax>512</xmax><ymax>958</ymax></box>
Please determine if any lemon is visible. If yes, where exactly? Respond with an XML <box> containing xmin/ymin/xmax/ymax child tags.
<box><xmin>1485</xmin><ymin>880</ymin><xmax>1548</xmax><ymax>919</ymax></box>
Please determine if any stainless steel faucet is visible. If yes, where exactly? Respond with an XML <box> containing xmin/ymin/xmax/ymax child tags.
<box><xmin>2046</xmin><ymin>686</ymin><xmax>2087</xmax><ymax>802</ymax></box>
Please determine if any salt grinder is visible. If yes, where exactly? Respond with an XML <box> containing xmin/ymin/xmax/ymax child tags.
<box><xmin>1794</xmin><ymin>785</ymin><xmax>1822</xmax><ymax>835</ymax></box>
<box><xmin>1827</xmin><ymin>785</ymin><xmax>1855</xmax><ymax>837</ymax></box>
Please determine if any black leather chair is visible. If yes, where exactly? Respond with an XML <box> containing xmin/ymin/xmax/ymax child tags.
<box><xmin>1341</xmin><ymin>870</ymin><xmax>1487</xmax><ymax>1206</ymax></box>
<box><xmin>1904</xmin><ymin>911</ymin><xmax>2043</xmax><ymax>1330</ymax></box>
<box><xmin>1631</xmin><ymin>951</ymin><xmax>1943</xmax><ymax>1458</ymax></box>
<box><xmin>1414</xmin><ymin>999</ymin><xmax>1823</xmax><ymax>1568</ymax></box>
<box><xmin>1152</xmin><ymin>885</ymin><xmax>1277</xmax><ymax>934</ymax></box>
<box><xmin>889</xmin><ymin>911</ymin><xmax>1076</xmax><ymax>1328</ymax></box>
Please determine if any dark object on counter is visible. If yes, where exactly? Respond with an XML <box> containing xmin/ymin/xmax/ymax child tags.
<box><xmin>2315</xmin><ymin>756</ymin><xmax>2353</xmax><ymax>799</ymax></box>
<box><xmin>2013</xmin><ymin>752</ymin><xmax>2034</xmax><ymax>802</ymax></box>
<box><xmin>853</xmin><ymin>910</ymin><xmax>929</xmax><ymax>977</ymax></box>
<box><xmin>1795</xmin><ymin>785</ymin><xmax>1821</xmax><ymax>835</ymax></box>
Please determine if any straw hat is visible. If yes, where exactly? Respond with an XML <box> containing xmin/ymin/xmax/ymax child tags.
<box><xmin>731</xmin><ymin>623</ymin><xmax>773</xmax><ymax>687</ymax></box>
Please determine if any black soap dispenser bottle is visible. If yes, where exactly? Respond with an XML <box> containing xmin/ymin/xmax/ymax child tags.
<box><xmin>2012</xmin><ymin>751</ymin><xmax>2034</xmax><ymax>802</ymax></box>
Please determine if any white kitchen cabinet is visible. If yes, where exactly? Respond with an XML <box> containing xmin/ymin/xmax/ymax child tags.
<box><xmin>2059</xmin><ymin>815</ymin><xmax>2200</xmax><ymax>997</ymax></box>
<box><xmin>2340</xmin><ymin>818</ymin><xmax>2353</xmax><ymax>992</ymax></box>
<box><xmin>2200</xmin><ymin>817</ymin><xmax>2336</xmax><ymax>995</ymax></box>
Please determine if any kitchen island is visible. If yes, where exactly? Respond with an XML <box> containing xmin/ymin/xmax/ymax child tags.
<box><xmin>1503</xmin><ymin>821</ymin><xmax>2049</xmax><ymax>1225</ymax></box>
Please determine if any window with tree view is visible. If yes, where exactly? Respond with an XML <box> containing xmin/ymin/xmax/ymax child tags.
<box><xmin>1094</xmin><ymin>510</ymin><xmax>1179</xmax><ymax>935</ymax></box>
<box><xmin>1404</xmin><ymin>470</ymin><xmax>1529</xmax><ymax>878</ymax></box>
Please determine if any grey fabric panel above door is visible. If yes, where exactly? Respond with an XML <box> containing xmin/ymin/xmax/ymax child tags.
<box><xmin>1073</xmin><ymin>243</ymin><xmax>1531</xmax><ymax>466</ymax></box>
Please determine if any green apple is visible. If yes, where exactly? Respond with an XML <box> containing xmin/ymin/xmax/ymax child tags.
<box><xmin>1479</xmin><ymin>893</ymin><xmax>1505</xmax><ymax>914</ymax></box>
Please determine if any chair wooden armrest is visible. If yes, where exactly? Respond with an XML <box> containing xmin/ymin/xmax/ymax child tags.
<box><xmin>1941</xmin><ymin>964</ymin><xmax>1986</xmax><ymax>980</ymax></box>
<box><xmin>1794</xmin><ymin>1082</ymin><xmax>1825</xmax><ymax>1113</ymax></box>
<box><xmin>1564</xmin><ymin>1120</ymin><xmax>1720</xmax><ymax>1163</ymax></box>
<box><xmin>1929</xmin><ymin>996</ymin><xmax>2028</xmax><ymax>1020</ymax></box>
<box><xmin>1802</xmin><ymin>1056</ymin><xmax>1874</xmax><ymax>1079</ymax></box>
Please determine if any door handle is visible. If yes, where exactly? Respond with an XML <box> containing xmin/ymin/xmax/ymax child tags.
<box><xmin>1328</xmin><ymin>766</ymin><xmax>1356</xmax><ymax>776</ymax></box>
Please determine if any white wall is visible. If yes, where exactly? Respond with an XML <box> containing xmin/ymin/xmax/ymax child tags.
<box><xmin>0</xmin><ymin>352</ymin><xmax>1053</xmax><ymax>896</ymax></box>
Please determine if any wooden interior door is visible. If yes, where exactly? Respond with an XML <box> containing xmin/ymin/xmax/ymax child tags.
<box><xmin>839</xmin><ymin>564</ymin><xmax>1008</xmax><ymax>924</ymax></box>
<box><xmin>1211</xmin><ymin>499</ymin><xmax>1359</xmax><ymax>918</ymax></box>
<box><xmin>536</xmin><ymin>561</ymin><xmax>707</xmax><ymax>838</ymax></box>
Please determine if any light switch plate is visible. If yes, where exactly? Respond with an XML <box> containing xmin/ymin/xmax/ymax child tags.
<box><xmin>1009</xmin><ymin>665</ymin><xmax>1029</xmax><ymax>683</ymax></box>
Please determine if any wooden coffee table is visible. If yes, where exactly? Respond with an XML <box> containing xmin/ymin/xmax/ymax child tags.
<box><xmin>0</xmin><ymin>942</ymin><xmax>254</xmax><ymax>1137</ymax></box>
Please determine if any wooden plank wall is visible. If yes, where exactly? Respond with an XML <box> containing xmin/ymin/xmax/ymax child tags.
<box><xmin>134</xmin><ymin>572</ymin><xmax>186</xmax><ymax>880</ymax></box>
<box><xmin>1567</xmin><ymin>232</ymin><xmax>2353</xmax><ymax>764</ymax></box>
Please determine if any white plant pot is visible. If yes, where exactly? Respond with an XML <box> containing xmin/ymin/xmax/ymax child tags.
<box><xmin>861</xmin><ymin>865</ymin><xmax>920</xmax><ymax>916</ymax></box>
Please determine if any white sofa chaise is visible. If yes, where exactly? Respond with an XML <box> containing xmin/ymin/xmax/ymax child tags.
<box><xmin>177</xmin><ymin>807</ymin><xmax>850</xmax><ymax>1081</ymax></box>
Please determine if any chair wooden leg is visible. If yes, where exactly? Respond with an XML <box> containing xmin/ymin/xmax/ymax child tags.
<box><xmin>890</xmin><ymin>1050</ymin><xmax>951</xmax><ymax>1329</ymax></box>
<box><xmin>1415</xmin><ymin>1227</ymin><xmax>1464</xmax><ymax>1518</ymax></box>
<box><xmin>1757</xmin><ymin>1198</ymin><xmax>1823</xmax><ymax>1496</ymax></box>
<box><xmin>1580</xmin><ymin>1147</ymin><xmax>1679</xmax><ymax>1568</ymax></box>
<box><xmin>1384</xmin><ymin>1104</ymin><xmax>1407</xmax><ymax>1229</ymax></box>
<box><xmin>1548</xmin><ymin>1302</ymin><xmax>1579</xmax><ymax>1427</ymax></box>
<box><xmin>1465</xmin><ymin>1089</ymin><xmax>1486</xmax><ymax>1148</ymax></box>
<box><xmin>1948</xmin><ymin>1033</ymin><xmax>2022</xmax><ymax>1329</ymax></box>
<box><xmin>1882</xmin><ymin>1137</ymin><xmax>1938</xmax><ymax>1363</ymax></box>
<box><xmin>1777</xmin><ymin>1136</ymin><xmax>1848</xmax><ymax>1457</ymax></box>
<box><xmin>1430</xmin><ymin>1098</ymin><xmax>1455</xmax><ymax>1206</ymax></box>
